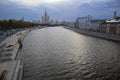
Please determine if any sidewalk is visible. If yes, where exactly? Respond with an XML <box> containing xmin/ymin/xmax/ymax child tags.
<box><xmin>0</xmin><ymin>30</ymin><xmax>30</xmax><ymax>80</ymax></box>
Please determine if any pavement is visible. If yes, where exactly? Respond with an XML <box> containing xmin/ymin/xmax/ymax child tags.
<box><xmin>0</xmin><ymin>62</ymin><xmax>8</xmax><ymax>77</ymax></box>
<box><xmin>0</xmin><ymin>30</ymin><xmax>29</xmax><ymax>80</ymax></box>
<box><xmin>0</xmin><ymin>35</ymin><xmax>7</xmax><ymax>42</ymax></box>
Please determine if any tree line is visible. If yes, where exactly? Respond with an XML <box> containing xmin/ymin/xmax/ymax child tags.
<box><xmin>0</xmin><ymin>19</ymin><xmax>37</xmax><ymax>31</ymax></box>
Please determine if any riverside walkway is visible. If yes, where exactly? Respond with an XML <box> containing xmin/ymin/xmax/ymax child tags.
<box><xmin>0</xmin><ymin>30</ymin><xmax>30</xmax><ymax>80</ymax></box>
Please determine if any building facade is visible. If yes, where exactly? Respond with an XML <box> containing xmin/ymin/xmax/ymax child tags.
<box><xmin>75</xmin><ymin>17</ymin><xmax>80</xmax><ymax>29</ymax></box>
<box><xmin>99</xmin><ymin>19</ymin><xmax>120</xmax><ymax>35</ymax></box>
<box><xmin>42</xmin><ymin>10</ymin><xmax>50</xmax><ymax>24</ymax></box>
<box><xmin>69</xmin><ymin>22</ymin><xmax>75</xmax><ymax>28</ymax></box>
<box><xmin>99</xmin><ymin>24</ymin><xmax>107</xmax><ymax>33</ymax></box>
<box><xmin>116</xmin><ymin>24</ymin><xmax>120</xmax><ymax>35</ymax></box>
<box><xmin>76</xmin><ymin>15</ymin><xmax>92</xmax><ymax>30</ymax></box>
<box><xmin>91</xmin><ymin>20</ymin><xmax>105</xmax><ymax>32</ymax></box>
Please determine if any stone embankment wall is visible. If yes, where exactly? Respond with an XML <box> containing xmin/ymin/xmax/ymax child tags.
<box><xmin>65</xmin><ymin>27</ymin><xmax>120</xmax><ymax>42</ymax></box>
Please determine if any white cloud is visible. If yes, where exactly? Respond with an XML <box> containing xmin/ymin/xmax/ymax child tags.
<box><xmin>7</xmin><ymin>0</ymin><xmax>69</xmax><ymax>7</ymax></box>
<box><xmin>2</xmin><ymin>0</ymin><xmax>110</xmax><ymax>9</ymax></box>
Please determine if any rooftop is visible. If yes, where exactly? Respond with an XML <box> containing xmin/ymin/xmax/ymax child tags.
<box><xmin>106</xmin><ymin>18</ymin><xmax>120</xmax><ymax>23</ymax></box>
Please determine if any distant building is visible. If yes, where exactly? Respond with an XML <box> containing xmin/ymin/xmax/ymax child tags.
<box><xmin>99</xmin><ymin>19</ymin><xmax>120</xmax><ymax>35</ymax></box>
<box><xmin>99</xmin><ymin>11</ymin><xmax>120</xmax><ymax>35</ymax></box>
<box><xmin>76</xmin><ymin>15</ymin><xmax>92</xmax><ymax>30</ymax></box>
<box><xmin>50</xmin><ymin>20</ymin><xmax>55</xmax><ymax>25</ymax></box>
<box><xmin>116</xmin><ymin>24</ymin><xmax>120</xmax><ymax>35</ymax></box>
<box><xmin>75</xmin><ymin>18</ymin><xmax>80</xmax><ymax>29</ymax></box>
<box><xmin>106</xmin><ymin>19</ymin><xmax>120</xmax><ymax>35</ymax></box>
<box><xmin>69</xmin><ymin>22</ymin><xmax>75</xmax><ymax>28</ymax></box>
<box><xmin>60</xmin><ymin>21</ymin><xmax>69</xmax><ymax>26</ymax></box>
<box><xmin>42</xmin><ymin>10</ymin><xmax>50</xmax><ymax>24</ymax></box>
<box><xmin>99</xmin><ymin>24</ymin><xmax>107</xmax><ymax>33</ymax></box>
<box><xmin>91</xmin><ymin>20</ymin><xmax>105</xmax><ymax>32</ymax></box>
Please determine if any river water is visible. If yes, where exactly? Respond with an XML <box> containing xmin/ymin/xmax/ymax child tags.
<box><xmin>21</xmin><ymin>27</ymin><xmax>120</xmax><ymax>80</ymax></box>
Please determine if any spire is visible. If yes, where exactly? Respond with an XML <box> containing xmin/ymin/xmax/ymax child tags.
<box><xmin>45</xmin><ymin>8</ymin><xmax>47</xmax><ymax>15</ymax></box>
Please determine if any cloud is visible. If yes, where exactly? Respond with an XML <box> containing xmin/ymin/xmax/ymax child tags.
<box><xmin>105</xmin><ymin>0</ymin><xmax>120</xmax><ymax>8</ymax></box>
<box><xmin>0</xmin><ymin>0</ymin><xmax>119</xmax><ymax>21</ymax></box>
<box><xmin>1</xmin><ymin>0</ymin><xmax>110</xmax><ymax>8</ymax></box>
<box><xmin>4</xmin><ymin>0</ymin><xmax>69</xmax><ymax>8</ymax></box>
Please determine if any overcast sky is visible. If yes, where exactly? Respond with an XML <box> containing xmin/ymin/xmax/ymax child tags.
<box><xmin>0</xmin><ymin>0</ymin><xmax>120</xmax><ymax>21</ymax></box>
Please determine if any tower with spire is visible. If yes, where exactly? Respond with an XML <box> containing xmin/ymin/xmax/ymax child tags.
<box><xmin>42</xmin><ymin>9</ymin><xmax>50</xmax><ymax>24</ymax></box>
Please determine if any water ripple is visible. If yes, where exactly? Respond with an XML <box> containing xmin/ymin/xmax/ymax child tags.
<box><xmin>21</xmin><ymin>27</ymin><xmax>120</xmax><ymax>80</ymax></box>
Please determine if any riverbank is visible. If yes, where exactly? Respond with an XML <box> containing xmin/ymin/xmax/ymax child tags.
<box><xmin>0</xmin><ymin>29</ymin><xmax>30</xmax><ymax>80</ymax></box>
<box><xmin>65</xmin><ymin>27</ymin><xmax>120</xmax><ymax>42</ymax></box>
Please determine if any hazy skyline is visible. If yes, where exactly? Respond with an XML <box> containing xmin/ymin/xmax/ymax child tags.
<box><xmin>0</xmin><ymin>0</ymin><xmax>120</xmax><ymax>21</ymax></box>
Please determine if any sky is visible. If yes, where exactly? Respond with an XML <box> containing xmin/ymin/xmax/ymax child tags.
<box><xmin>0</xmin><ymin>0</ymin><xmax>120</xmax><ymax>21</ymax></box>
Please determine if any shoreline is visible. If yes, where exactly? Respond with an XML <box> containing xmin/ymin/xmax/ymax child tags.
<box><xmin>65</xmin><ymin>27</ymin><xmax>120</xmax><ymax>42</ymax></box>
<box><xmin>0</xmin><ymin>29</ymin><xmax>30</xmax><ymax>80</ymax></box>
<box><xmin>15</xmin><ymin>30</ymin><xmax>30</xmax><ymax>59</ymax></box>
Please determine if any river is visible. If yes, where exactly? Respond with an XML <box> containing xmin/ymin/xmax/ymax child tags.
<box><xmin>21</xmin><ymin>27</ymin><xmax>120</xmax><ymax>80</ymax></box>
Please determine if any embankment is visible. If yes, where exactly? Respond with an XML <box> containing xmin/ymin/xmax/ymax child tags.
<box><xmin>65</xmin><ymin>27</ymin><xmax>120</xmax><ymax>42</ymax></box>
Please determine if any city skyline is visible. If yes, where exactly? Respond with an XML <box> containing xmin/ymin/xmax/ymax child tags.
<box><xmin>0</xmin><ymin>0</ymin><xmax>120</xmax><ymax>21</ymax></box>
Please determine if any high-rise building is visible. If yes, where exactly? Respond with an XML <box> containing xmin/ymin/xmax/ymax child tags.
<box><xmin>42</xmin><ymin>10</ymin><xmax>50</xmax><ymax>24</ymax></box>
